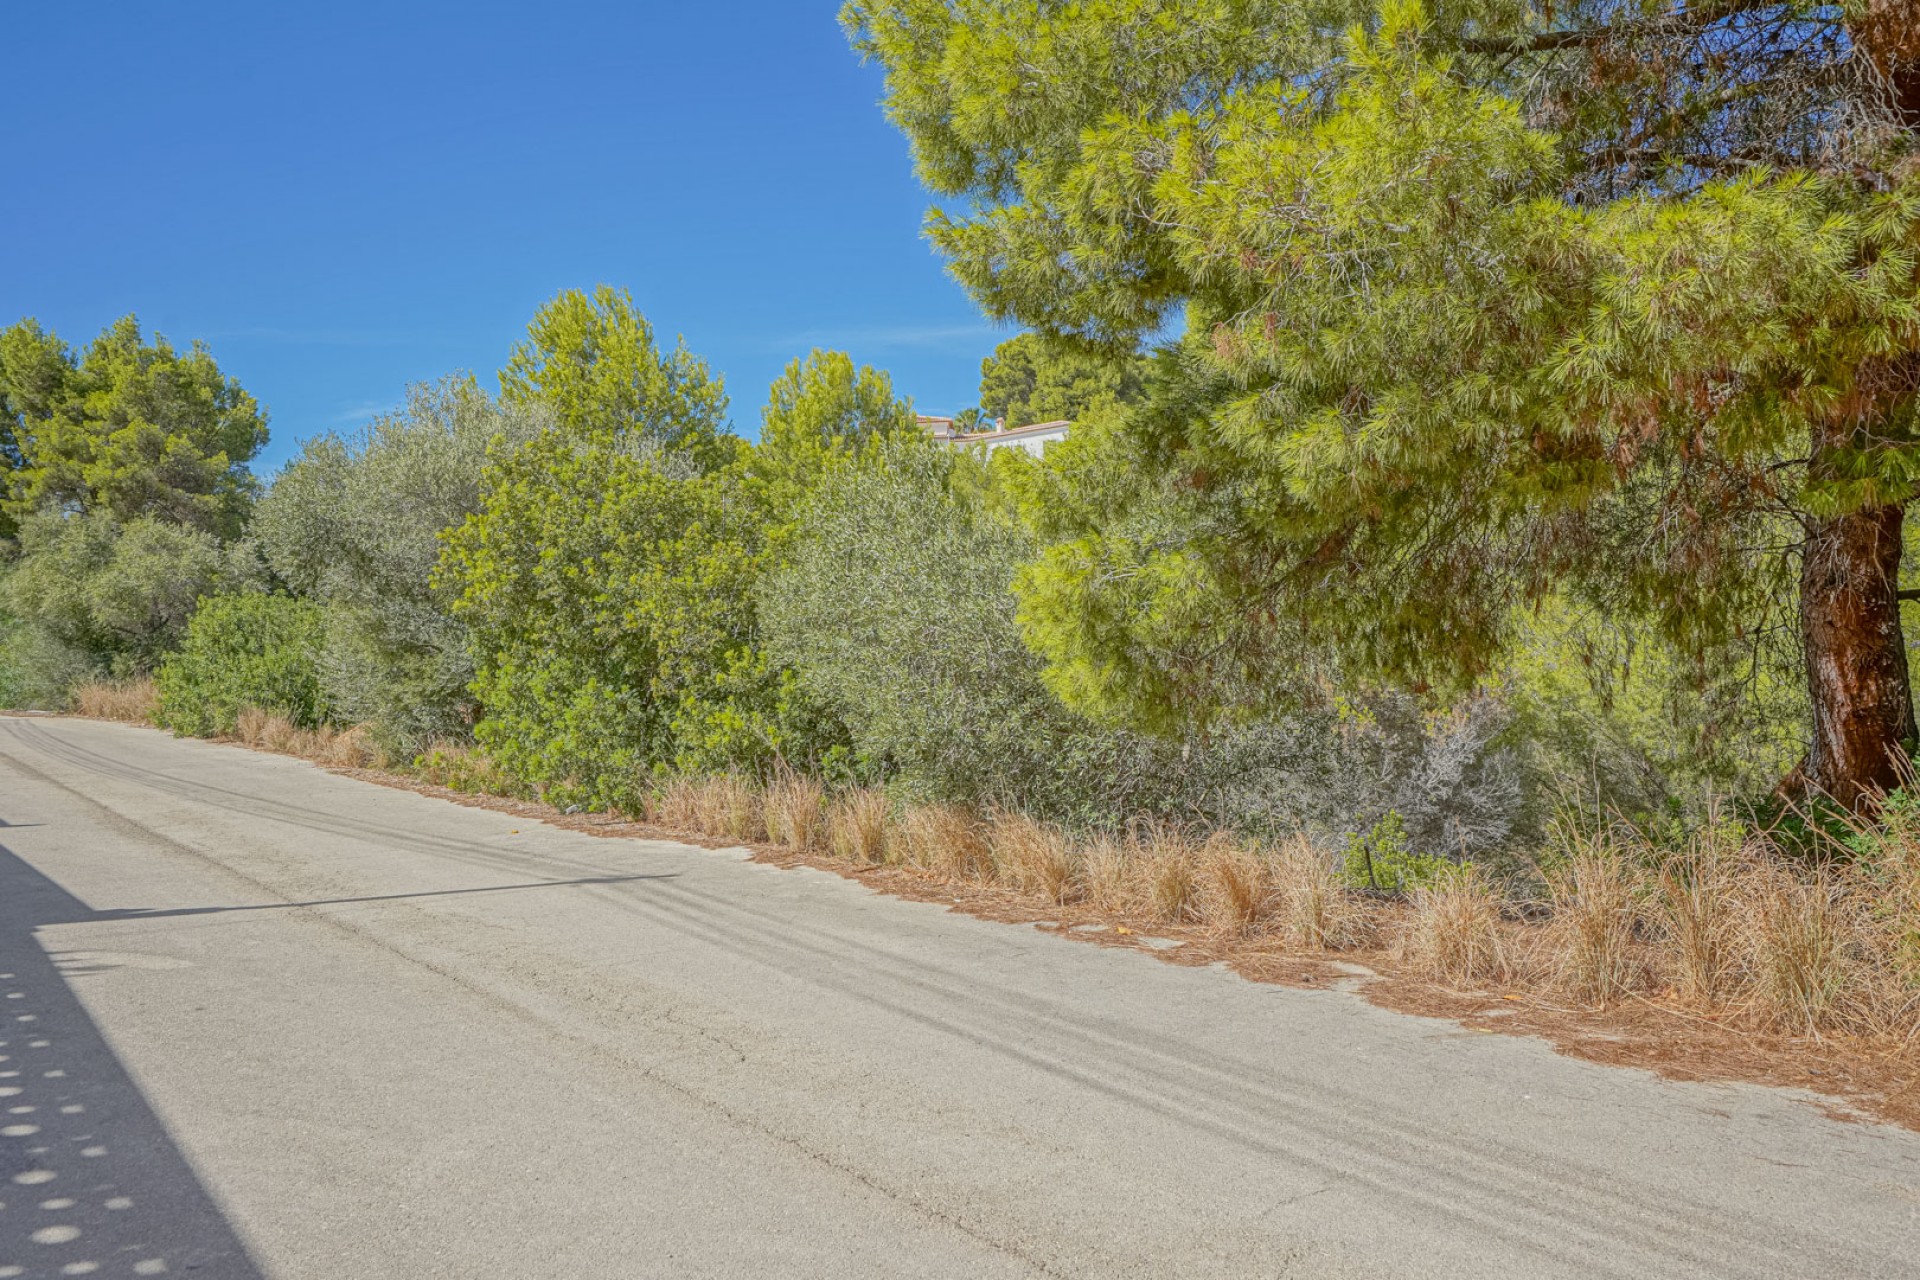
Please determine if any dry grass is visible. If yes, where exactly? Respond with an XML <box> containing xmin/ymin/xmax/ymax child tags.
<box><xmin>826</xmin><ymin>788</ymin><xmax>892</xmax><ymax>865</ymax></box>
<box><xmin>231</xmin><ymin>707</ymin><xmax>385</xmax><ymax>769</ymax></box>
<box><xmin>1742</xmin><ymin>867</ymin><xmax>1867</xmax><ymax>1035</ymax></box>
<box><xmin>1655</xmin><ymin>826</ymin><xmax>1745</xmax><ymax>1010</ymax></box>
<box><xmin>1546</xmin><ymin>835</ymin><xmax>1647</xmax><ymax>1007</ymax></box>
<box><xmin>70</xmin><ymin>677</ymin><xmax>159</xmax><ymax>723</ymax></box>
<box><xmin>1271</xmin><ymin>834</ymin><xmax>1367</xmax><ymax>950</ymax></box>
<box><xmin>897</xmin><ymin>803</ymin><xmax>993</xmax><ymax>882</ymax></box>
<box><xmin>1195</xmin><ymin>835</ymin><xmax>1272</xmax><ymax>936</ymax></box>
<box><xmin>990</xmin><ymin>811</ymin><xmax>1080</xmax><ymax>904</ymax></box>
<box><xmin>1079</xmin><ymin>835</ymin><xmax>1132</xmax><ymax>913</ymax></box>
<box><xmin>651</xmin><ymin>776</ymin><xmax>704</xmax><ymax>831</ymax></box>
<box><xmin>1402</xmin><ymin>865</ymin><xmax>1510</xmax><ymax>986</ymax></box>
<box><xmin>680</xmin><ymin>775</ymin><xmax>768</xmax><ymax>842</ymax></box>
<box><xmin>764</xmin><ymin>773</ymin><xmax>826</xmax><ymax>853</ymax></box>
<box><xmin>1132</xmin><ymin>822</ymin><xmax>1201</xmax><ymax>925</ymax></box>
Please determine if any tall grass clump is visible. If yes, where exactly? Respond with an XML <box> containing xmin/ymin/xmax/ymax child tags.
<box><xmin>706</xmin><ymin>775</ymin><xmax>769</xmax><ymax>842</ymax></box>
<box><xmin>990</xmin><ymin>811</ymin><xmax>1079</xmax><ymax>904</ymax></box>
<box><xmin>897</xmin><ymin>803</ymin><xmax>992</xmax><ymax>882</ymax></box>
<box><xmin>1272</xmin><ymin>835</ymin><xmax>1366</xmax><ymax>950</ymax></box>
<box><xmin>1545</xmin><ymin>828</ymin><xmax>1647</xmax><ymax>1006</ymax></box>
<box><xmin>827</xmin><ymin>788</ymin><xmax>892</xmax><ymax>864</ymax></box>
<box><xmin>1742</xmin><ymin>867</ymin><xmax>1867</xmax><ymax>1035</ymax></box>
<box><xmin>1131</xmin><ymin>822</ymin><xmax>1201</xmax><ymax>925</ymax></box>
<box><xmin>70</xmin><ymin>677</ymin><xmax>159</xmax><ymax>723</ymax></box>
<box><xmin>765</xmin><ymin>773</ymin><xmax>826</xmax><ymax>853</ymax></box>
<box><xmin>1079</xmin><ymin>834</ymin><xmax>1132</xmax><ymax>914</ymax></box>
<box><xmin>1655</xmin><ymin>821</ymin><xmax>1746</xmax><ymax>1010</ymax></box>
<box><xmin>1402</xmin><ymin>864</ymin><xmax>1509</xmax><ymax>986</ymax></box>
<box><xmin>1196</xmin><ymin>835</ymin><xmax>1271</xmax><ymax>935</ymax></box>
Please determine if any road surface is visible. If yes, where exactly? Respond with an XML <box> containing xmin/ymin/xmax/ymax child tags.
<box><xmin>0</xmin><ymin>715</ymin><xmax>1915</xmax><ymax>1278</ymax></box>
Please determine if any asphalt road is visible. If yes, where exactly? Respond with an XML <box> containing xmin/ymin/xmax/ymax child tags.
<box><xmin>0</xmin><ymin>716</ymin><xmax>1916</xmax><ymax>1279</ymax></box>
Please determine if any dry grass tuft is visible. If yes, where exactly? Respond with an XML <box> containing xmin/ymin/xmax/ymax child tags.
<box><xmin>990</xmin><ymin>811</ymin><xmax>1080</xmax><ymax>904</ymax></box>
<box><xmin>1742</xmin><ymin>867</ymin><xmax>1867</xmax><ymax>1035</ymax></box>
<box><xmin>1132</xmin><ymin>823</ymin><xmax>1201</xmax><ymax>925</ymax></box>
<box><xmin>1547</xmin><ymin>836</ymin><xmax>1647</xmax><ymax>1006</ymax></box>
<box><xmin>1655</xmin><ymin>825</ymin><xmax>1745</xmax><ymax>1010</ymax></box>
<box><xmin>229</xmin><ymin>707</ymin><xmax>387</xmax><ymax>770</ymax></box>
<box><xmin>308</xmin><ymin>723</ymin><xmax>385</xmax><ymax>769</ymax></box>
<box><xmin>826</xmin><ymin>788</ymin><xmax>892</xmax><ymax>864</ymax></box>
<box><xmin>1271</xmin><ymin>834</ymin><xmax>1366</xmax><ymax>950</ymax></box>
<box><xmin>1196</xmin><ymin>835</ymin><xmax>1272</xmax><ymax>935</ymax></box>
<box><xmin>71</xmin><ymin>677</ymin><xmax>159</xmax><ymax>723</ymax></box>
<box><xmin>1079</xmin><ymin>835</ymin><xmax>1133</xmax><ymax>913</ymax></box>
<box><xmin>897</xmin><ymin>803</ymin><xmax>993</xmax><ymax>882</ymax></box>
<box><xmin>650</xmin><ymin>776</ymin><xmax>702</xmax><ymax>831</ymax></box>
<box><xmin>689</xmin><ymin>775</ymin><xmax>767</xmax><ymax>842</ymax></box>
<box><xmin>1402</xmin><ymin>864</ymin><xmax>1509</xmax><ymax>986</ymax></box>
<box><xmin>764</xmin><ymin>773</ymin><xmax>826</xmax><ymax>853</ymax></box>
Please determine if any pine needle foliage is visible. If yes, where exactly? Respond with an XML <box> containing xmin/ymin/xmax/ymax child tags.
<box><xmin>846</xmin><ymin>0</ymin><xmax>1920</xmax><ymax>802</ymax></box>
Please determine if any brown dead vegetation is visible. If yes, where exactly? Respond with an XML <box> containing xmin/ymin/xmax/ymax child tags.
<box><xmin>69</xmin><ymin>677</ymin><xmax>160</xmax><ymax>723</ymax></box>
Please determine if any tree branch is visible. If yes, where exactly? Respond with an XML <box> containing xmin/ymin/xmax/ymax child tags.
<box><xmin>1454</xmin><ymin>1</ymin><xmax>1776</xmax><ymax>57</ymax></box>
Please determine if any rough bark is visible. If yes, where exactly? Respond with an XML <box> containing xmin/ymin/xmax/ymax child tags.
<box><xmin>1797</xmin><ymin>499</ymin><xmax>1916</xmax><ymax>808</ymax></box>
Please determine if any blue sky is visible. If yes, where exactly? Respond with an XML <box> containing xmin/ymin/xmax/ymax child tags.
<box><xmin>2</xmin><ymin>2</ymin><xmax>1003</xmax><ymax>471</ymax></box>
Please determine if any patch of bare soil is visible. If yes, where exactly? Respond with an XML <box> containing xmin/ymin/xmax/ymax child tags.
<box><xmin>320</xmin><ymin>761</ymin><xmax>1920</xmax><ymax>1132</ymax></box>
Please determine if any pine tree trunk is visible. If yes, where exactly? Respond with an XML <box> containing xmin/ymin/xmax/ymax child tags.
<box><xmin>1798</xmin><ymin>501</ymin><xmax>1916</xmax><ymax>808</ymax></box>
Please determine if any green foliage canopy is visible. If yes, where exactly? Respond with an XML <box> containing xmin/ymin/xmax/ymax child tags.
<box><xmin>0</xmin><ymin>511</ymin><xmax>262</xmax><ymax>684</ymax></box>
<box><xmin>499</xmin><ymin>285</ymin><xmax>731</xmax><ymax>464</ymax></box>
<box><xmin>848</xmin><ymin>0</ymin><xmax>1920</xmax><ymax>798</ymax></box>
<box><xmin>976</xmin><ymin>332</ymin><xmax>1143</xmax><ymax>429</ymax></box>
<box><xmin>0</xmin><ymin>316</ymin><xmax>267</xmax><ymax>538</ymax></box>
<box><xmin>255</xmin><ymin>376</ymin><xmax>546</xmax><ymax>753</ymax></box>
<box><xmin>446</xmin><ymin>304</ymin><xmax>907</xmax><ymax>806</ymax></box>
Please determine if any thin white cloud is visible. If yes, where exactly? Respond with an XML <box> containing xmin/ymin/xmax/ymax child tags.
<box><xmin>327</xmin><ymin>399</ymin><xmax>396</xmax><ymax>426</ymax></box>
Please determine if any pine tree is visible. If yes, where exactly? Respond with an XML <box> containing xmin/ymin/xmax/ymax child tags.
<box><xmin>846</xmin><ymin>0</ymin><xmax>1920</xmax><ymax>805</ymax></box>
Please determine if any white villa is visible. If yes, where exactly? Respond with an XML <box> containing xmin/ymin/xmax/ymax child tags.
<box><xmin>918</xmin><ymin>415</ymin><xmax>1071</xmax><ymax>456</ymax></box>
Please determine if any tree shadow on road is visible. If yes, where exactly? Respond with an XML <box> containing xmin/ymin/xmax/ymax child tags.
<box><xmin>0</xmin><ymin>844</ymin><xmax>267</xmax><ymax>1280</ymax></box>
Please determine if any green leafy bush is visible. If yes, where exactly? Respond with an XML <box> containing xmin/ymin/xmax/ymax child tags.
<box><xmin>0</xmin><ymin>512</ymin><xmax>261</xmax><ymax>684</ymax></box>
<box><xmin>438</xmin><ymin>341</ymin><xmax>913</xmax><ymax>808</ymax></box>
<box><xmin>154</xmin><ymin>594</ymin><xmax>329</xmax><ymax>737</ymax></box>
<box><xmin>1340</xmin><ymin>812</ymin><xmax>1453</xmax><ymax>893</ymax></box>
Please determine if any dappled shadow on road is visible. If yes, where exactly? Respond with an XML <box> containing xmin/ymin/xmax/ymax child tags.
<box><xmin>0</xmin><ymin>845</ymin><xmax>266</xmax><ymax>1280</ymax></box>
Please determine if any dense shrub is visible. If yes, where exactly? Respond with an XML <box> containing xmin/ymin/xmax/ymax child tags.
<box><xmin>440</xmin><ymin>342</ymin><xmax>917</xmax><ymax>808</ymax></box>
<box><xmin>0</xmin><ymin>512</ymin><xmax>262</xmax><ymax>703</ymax></box>
<box><xmin>154</xmin><ymin>594</ymin><xmax>329</xmax><ymax>737</ymax></box>
<box><xmin>442</xmin><ymin>428</ymin><xmax>768</xmax><ymax>809</ymax></box>
<box><xmin>764</xmin><ymin>441</ymin><xmax>1528</xmax><ymax>850</ymax></box>
<box><xmin>255</xmin><ymin>377</ymin><xmax>544</xmax><ymax>754</ymax></box>
<box><xmin>762</xmin><ymin>440</ymin><xmax>1173</xmax><ymax>821</ymax></box>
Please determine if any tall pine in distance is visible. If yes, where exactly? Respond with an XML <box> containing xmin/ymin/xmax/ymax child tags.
<box><xmin>846</xmin><ymin>0</ymin><xmax>1920</xmax><ymax>806</ymax></box>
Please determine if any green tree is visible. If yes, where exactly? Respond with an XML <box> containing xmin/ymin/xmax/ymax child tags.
<box><xmin>0</xmin><ymin>316</ymin><xmax>266</xmax><ymax>537</ymax></box>
<box><xmin>443</xmin><ymin>345</ymin><xmax>915</xmax><ymax>800</ymax></box>
<box><xmin>0</xmin><ymin>511</ymin><xmax>262</xmax><ymax>686</ymax></box>
<box><xmin>751</xmin><ymin>349</ymin><xmax>917</xmax><ymax>516</ymax></box>
<box><xmin>255</xmin><ymin>376</ymin><xmax>546</xmax><ymax>753</ymax></box>
<box><xmin>499</xmin><ymin>285</ymin><xmax>731</xmax><ymax>463</ymax></box>
<box><xmin>441</xmin><ymin>431</ymin><xmax>771</xmax><ymax>806</ymax></box>
<box><xmin>847</xmin><ymin>0</ymin><xmax>1920</xmax><ymax>805</ymax></box>
<box><xmin>0</xmin><ymin>320</ymin><xmax>73</xmax><ymax>544</ymax></box>
<box><xmin>976</xmin><ymin>332</ymin><xmax>1143</xmax><ymax>429</ymax></box>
